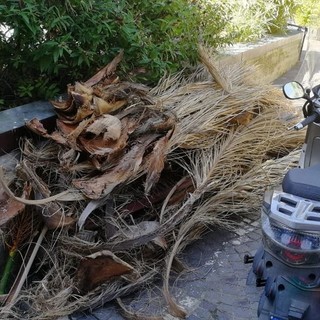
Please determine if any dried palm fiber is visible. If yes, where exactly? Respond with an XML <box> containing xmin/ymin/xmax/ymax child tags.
<box><xmin>156</xmin><ymin>68</ymin><xmax>301</xmax><ymax>150</ymax></box>
<box><xmin>14</xmin><ymin>248</ymin><xmax>158</xmax><ymax>319</ymax></box>
<box><xmin>0</xmin><ymin>46</ymin><xmax>306</xmax><ymax>320</ymax></box>
<box><xmin>156</xmin><ymin>47</ymin><xmax>305</xmax><ymax>316</ymax></box>
<box><xmin>162</xmin><ymin>149</ymin><xmax>302</xmax><ymax>316</ymax></box>
<box><xmin>7</xmin><ymin>235</ymin><xmax>160</xmax><ymax>320</ymax></box>
<box><xmin>0</xmin><ymin>149</ymin><xmax>174</xmax><ymax>317</ymax></box>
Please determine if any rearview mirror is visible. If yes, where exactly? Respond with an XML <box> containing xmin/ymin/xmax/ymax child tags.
<box><xmin>283</xmin><ymin>81</ymin><xmax>305</xmax><ymax>99</ymax></box>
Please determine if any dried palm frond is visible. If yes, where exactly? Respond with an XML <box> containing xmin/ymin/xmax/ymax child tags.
<box><xmin>162</xmin><ymin>148</ymin><xmax>301</xmax><ymax>317</ymax></box>
<box><xmin>0</xmin><ymin>47</ymin><xmax>306</xmax><ymax>319</ymax></box>
<box><xmin>198</xmin><ymin>45</ymin><xmax>231</xmax><ymax>92</ymax></box>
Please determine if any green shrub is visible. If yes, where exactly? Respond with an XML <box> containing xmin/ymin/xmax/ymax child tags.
<box><xmin>294</xmin><ymin>0</ymin><xmax>320</xmax><ymax>27</ymax></box>
<box><xmin>267</xmin><ymin>0</ymin><xmax>297</xmax><ymax>34</ymax></box>
<box><xmin>223</xmin><ymin>0</ymin><xmax>297</xmax><ymax>42</ymax></box>
<box><xmin>0</xmin><ymin>0</ymin><xmax>298</xmax><ymax>109</ymax></box>
<box><xmin>0</xmin><ymin>0</ymin><xmax>234</xmax><ymax>108</ymax></box>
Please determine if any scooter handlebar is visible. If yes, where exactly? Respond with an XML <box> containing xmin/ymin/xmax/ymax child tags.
<box><xmin>294</xmin><ymin>112</ymin><xmax>319</xmax><ymax>130</ymax></box>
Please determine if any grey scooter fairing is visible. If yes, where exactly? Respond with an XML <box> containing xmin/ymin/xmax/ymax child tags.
<box><xmin>300</xmin><ymin>122</ymin><xmax>320</xmax><ymax>168</ymax></box>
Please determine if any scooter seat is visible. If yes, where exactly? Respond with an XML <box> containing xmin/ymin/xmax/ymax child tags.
<box><xmin>282</xmin><ymin>164</ymin><xmax>320</xmax><ymax>201</ymax></box>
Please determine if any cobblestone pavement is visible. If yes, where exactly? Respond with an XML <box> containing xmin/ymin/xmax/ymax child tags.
<box><xmin>166</xmin><ymin>219</ymin><xmax>263</xmax><ymax>320</ymax></box>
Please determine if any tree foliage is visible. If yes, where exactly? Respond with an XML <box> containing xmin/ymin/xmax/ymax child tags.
<box><xmin>293</xmin><ymin>0</ymin><xmax>320</xmax><ymax>27</ymax></box>
<box><xmin>0</xmin><ymin>0</ymin><xmax>296</xmax><ymax>109</ymax></box>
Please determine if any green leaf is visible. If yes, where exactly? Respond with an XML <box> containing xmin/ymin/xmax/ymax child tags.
<box><xmin>53</xmin><ymin>49</ymin><xmax>60</xmax><ymax>63</ymax></box>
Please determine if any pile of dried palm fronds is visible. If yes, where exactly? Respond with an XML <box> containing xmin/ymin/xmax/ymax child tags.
<box><xmin>0</xmin><ymin>47</ymin><xmax>305</xmax><ymax>319</ymax></box>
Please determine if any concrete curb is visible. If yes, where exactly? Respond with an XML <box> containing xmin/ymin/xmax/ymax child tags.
<box><xmin>218</xmin><ymin>30</ymin><xmax>305</xmax><ymax>84</ymax></box>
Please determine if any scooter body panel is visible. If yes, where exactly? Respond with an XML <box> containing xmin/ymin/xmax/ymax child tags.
<box><xmin>301</xmin><ymin>122</ymin><xmax>320</xmax><ymax>168</ymax></box>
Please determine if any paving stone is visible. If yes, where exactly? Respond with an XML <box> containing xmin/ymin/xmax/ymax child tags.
<box><xmin>235</xmin><ymin>241</ymin><xmax>257</xmax><ymax>253</ymax></box>
<box><xmin>190</xmin><ymin>306</ymin><xmax>213</xmax><ymax>319</ymax></box>
<box><xmin>199</xmin><ymin>299</ymin><xmax>217</xmax><ymax>310</ymax></box>
<box><xmin>225</xmin><ymin>252</ymin><xmax>241</xmax><ymax>262</ymax></box>
<box><xmin>186</xmin><ymin>314</ymin><xmax>203</xmax><ymax>320</ymax></box>
<box><xmin>209</xmin><ymin>306</ymin><xmax>234</xmax><ymax>320</ymax></box>
<box><xmin>247</xmin><ymin>230</ymin><xmax>262</xmax><ymax>241</ymax></box>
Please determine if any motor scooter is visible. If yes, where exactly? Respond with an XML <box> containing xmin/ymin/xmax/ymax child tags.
<box><xmin>245</xmin><ymin>81</ymin><xmax>320</xmax><ymax>320</ymax></box>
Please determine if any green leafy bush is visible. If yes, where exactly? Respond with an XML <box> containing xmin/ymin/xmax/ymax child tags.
<box><xmin>0</xmin><ymin>0</ymin><xmax>232</xmax><ymax>108</ymax></box>
<box><xmin>222</xmin><ymin>0</ymin><xmax>297</xmax><ymax>42</ymax></box>
<box><xmin>0</xmin><ymin>0</ymin><xmax>297</xmax><ymax>109</ymax></box>
<box><xmin>0</xmin><ymin>0</ymin><xmax>120</xmax><ymax>108</ymax></box>
<box><xmin>293</xmin><ymin>0</ymin><xmax>320</xmax><ymax>27</ymax></box>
